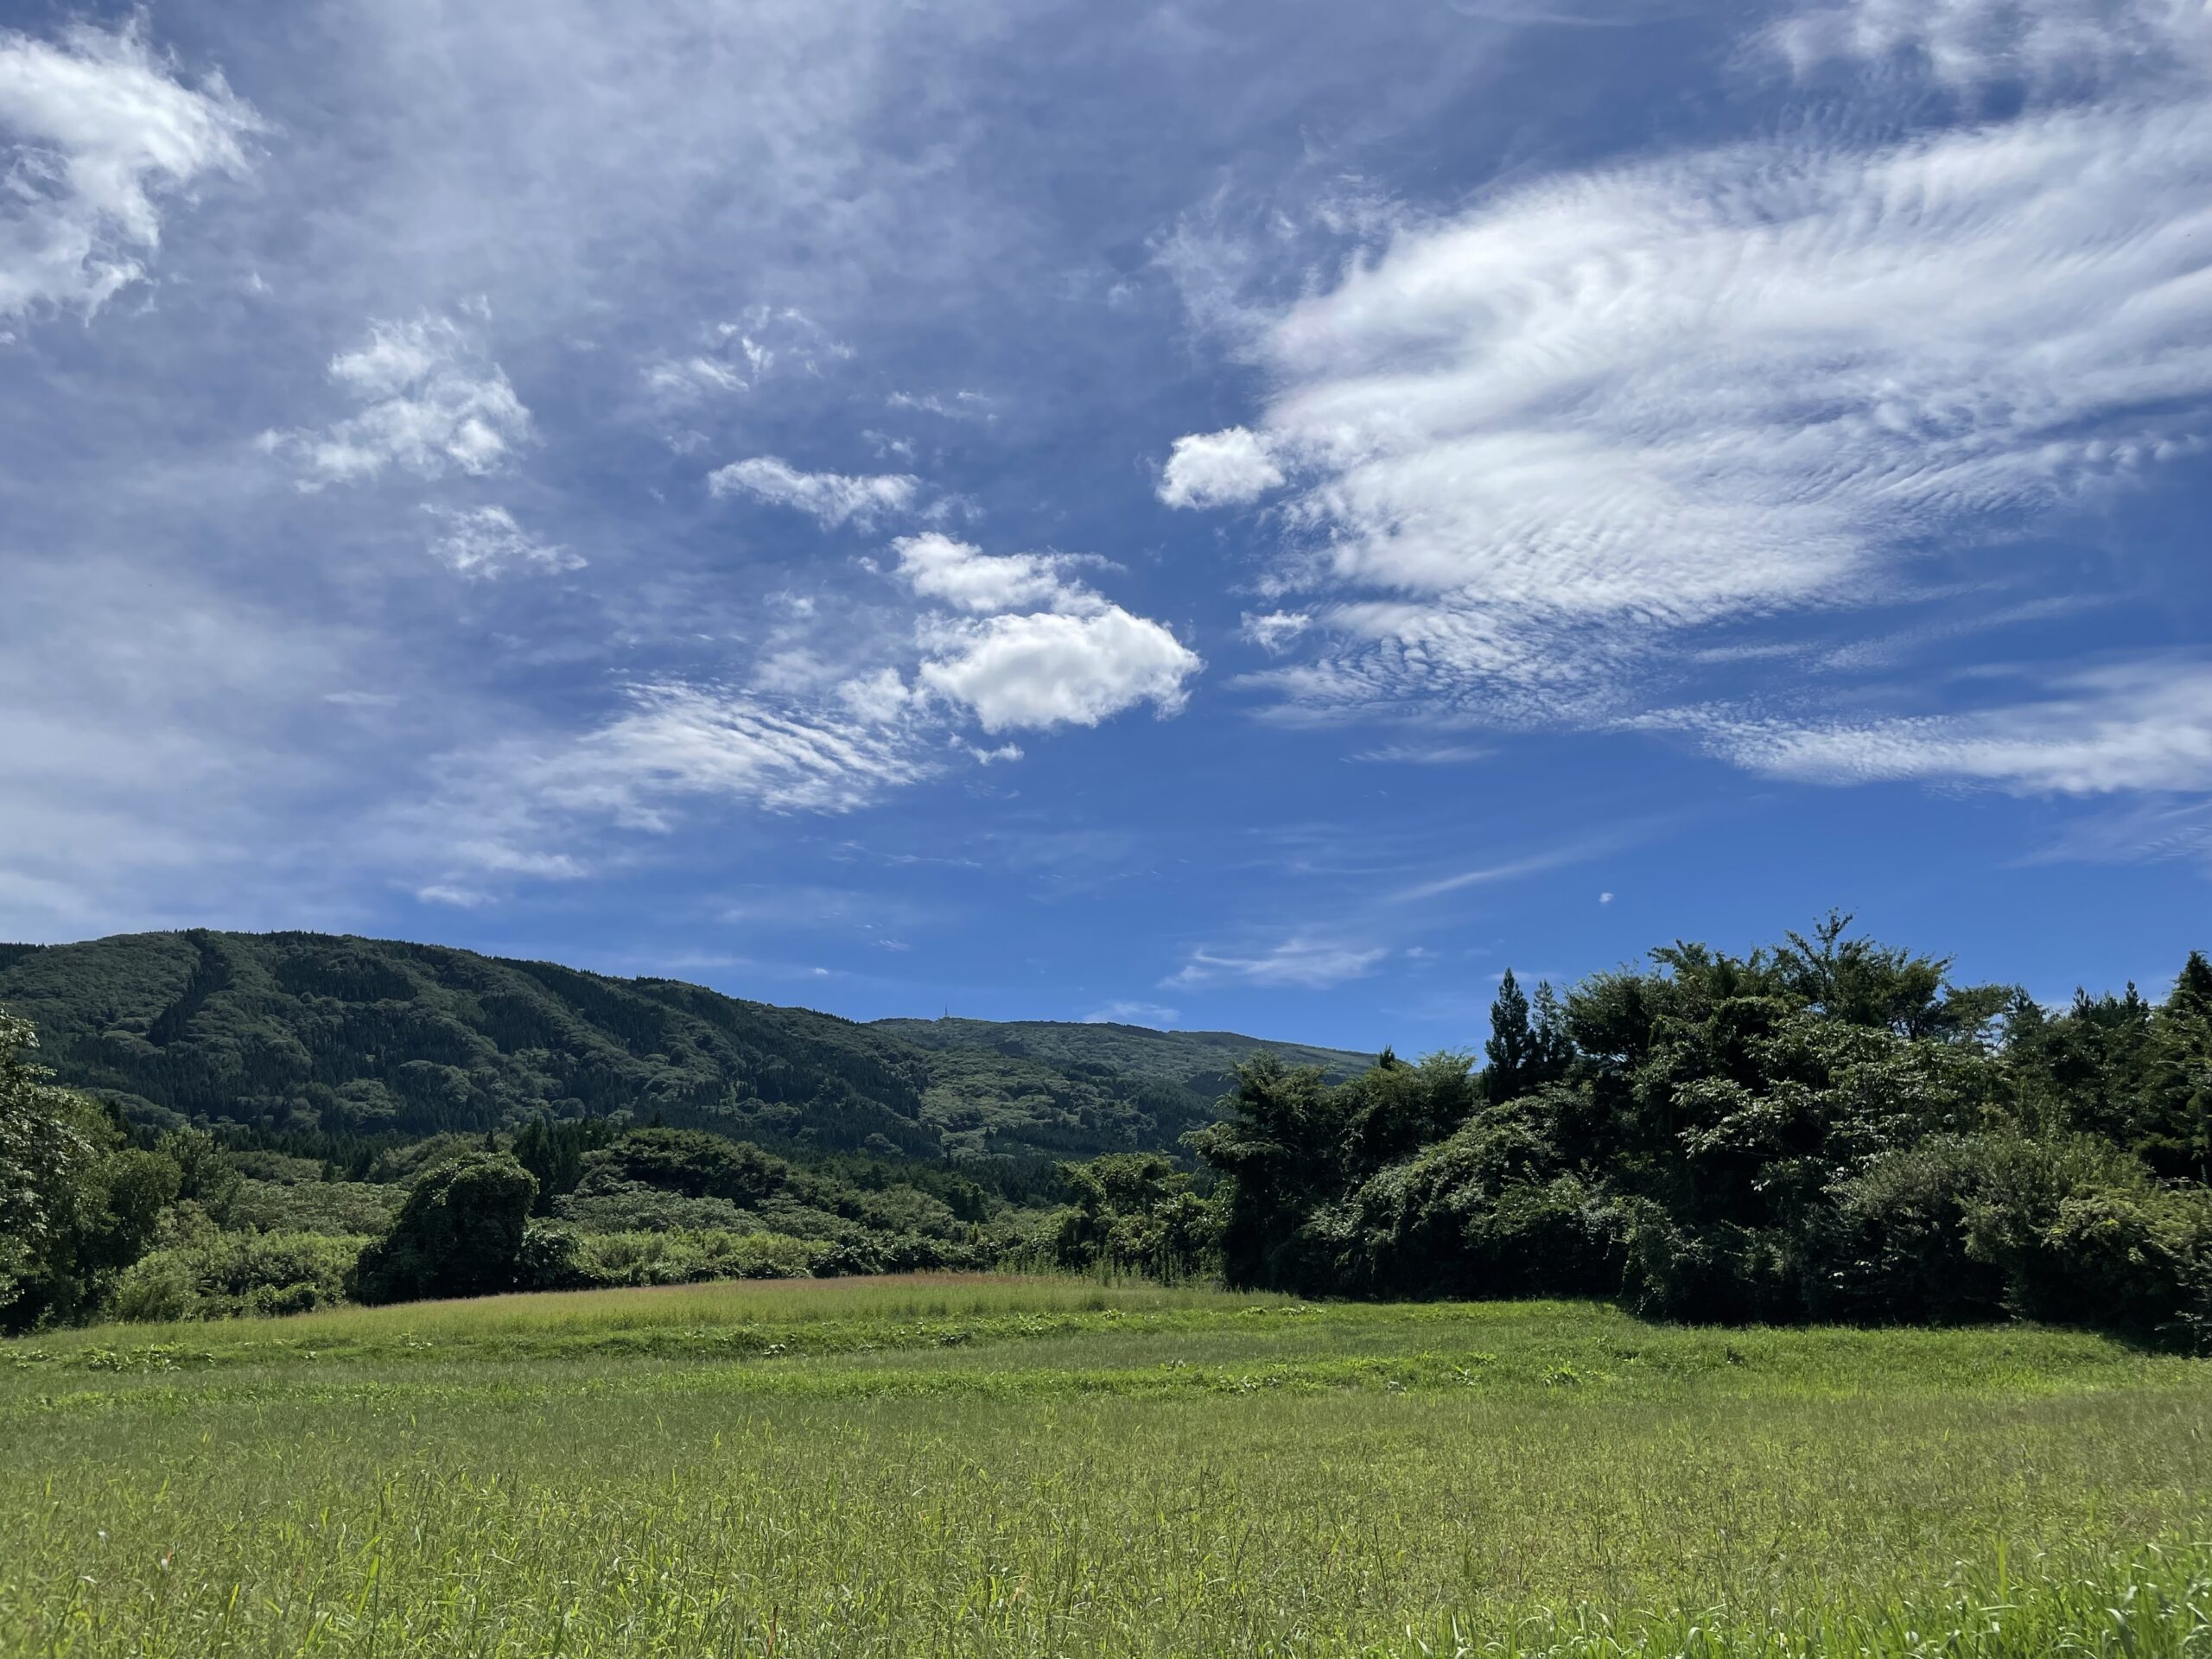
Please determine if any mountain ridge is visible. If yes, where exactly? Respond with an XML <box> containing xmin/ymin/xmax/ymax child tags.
<box><xmin>0</xmin><ymin>930</ymin><xmax>1373</xmax><ymax>1160</ymax></box>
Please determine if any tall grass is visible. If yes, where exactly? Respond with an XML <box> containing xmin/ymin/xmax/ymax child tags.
<box><xmin>4</xmin><ymin>1280</ymin><xmax>2208</xmax><ymax>1656</ymax></box>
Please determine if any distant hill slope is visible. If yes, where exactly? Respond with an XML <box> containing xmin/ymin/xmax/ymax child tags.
<box><xmin>0</xmin><ymin>931</ymin><xmax>1363</xmax><ymax>1160</ymax></box>
<box><xmin>873</xmin><ymin>1016</ymin><xmax>1371</xmax><ymax>1101</ymax></box>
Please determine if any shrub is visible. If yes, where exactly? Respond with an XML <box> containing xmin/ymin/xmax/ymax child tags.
<box><xmin>552</xmin><ymin>1182</ymin><xmax>760</xmax><ymax>1234</ymax></box>
<box><xmin>517</xmin><ymin>1221</ymin><xmax>592</xmax><ymax>1292</ymax></box>
<box><xmin>111</xmin><ymin>1230</ymin><xmax>365</xmax><ymax>1321</ymax></box>
<box><xmin>227</xmin><ymin>1178</ymin><xmax>402</xmax><ymax>1236</ymax></box>
<box><xmin>568</xmin><ymin>1229</ymin><xmax>823</xmax><ymax>1286</ymax></box>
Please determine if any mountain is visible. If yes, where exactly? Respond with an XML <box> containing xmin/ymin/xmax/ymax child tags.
<box><xmin>872</xmin><ymin>1016</ymin><xmax>1370</xmax><ymax>1101</ymax></box>
<box><xmin>0</xmin><ymin>931</ymin><xmax>1370</xmax><ymax>1161</ymax></box>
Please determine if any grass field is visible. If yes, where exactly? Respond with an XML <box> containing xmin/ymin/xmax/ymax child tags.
<box><xmin>5</xmin><ymin>1276</ymin><xmax>2210</xmax><ymax>1656</ymax></box>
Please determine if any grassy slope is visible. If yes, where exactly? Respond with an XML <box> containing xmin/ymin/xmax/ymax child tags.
<box><xmin>5</xmin><ymin>1280</ymin><xmax>2209</xmax><ymax>1656</ymax></box>
<box><xmin>0</xmin><ymin>931</ymin><xmax>1287</xmax><ymax>1158</ymax></box>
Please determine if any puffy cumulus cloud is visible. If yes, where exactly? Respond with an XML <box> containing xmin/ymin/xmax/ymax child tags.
<box><xmin>1157</xmin><ymin>425</ymin><xmax>1284</xmax><ymax>509</ymax></box>
<box><xmin>267</xmin><ymin>317</ymin><xmax>533</xmax><ymax>487</ymax></box>
<box><xmin>708</xmin><ymin>455</ymin><xmax>920</xmax><ymax>528</ymax></box>
<box><xmin>1176</xmin><ymin>0</ymin><xmax>2212</xmax><ymax>731</ymax></box>
<box><xmin>0</xmin><ymin>18</ymin><xmax>260</xmax><ymax>319</ymax></box>
<box><xmin>1664</xmin><ymin>661</ymin><xmax>2212</xmax><ymax>796</ymax></box>
<box><xmin>917</xmin><ymin>607</ymin><xmax>1200</xmax><ymax>733</ymax></box>
<box><xmin>891</xmin><ymin>532</ymin><xmax>1103</xmax><ymax>615</ymax></box>
<box><xmin>425</xmin><ymin>505</ymin><xmax>583</xmax><ymax>578</ymax></box>
<box><xmin>1168</xmin><ymin>936</ymin><xmax>1388</xmax><ymax>989</ymax></box>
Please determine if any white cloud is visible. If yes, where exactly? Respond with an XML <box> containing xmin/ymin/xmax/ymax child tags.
<box><xmin>643</xmin><ymin>354</ymin><xmax>747</xmax><ymax>401</ymax></box>
<box><xmin>1173</xmin><ymin>0</ymin><xmax>2212</xmax><ymax>728</ymax></box>
<box><xmin>641</xmin><ymin>309</ymin><xmax>851</xmax><ymax>408</ymax></box>
<box><xmin>836</xmin><ymin>665</ymin><xmax>914</xmax><ymax>725</ymax></box>
<box><xmin>0</xmin><ymin>18</ymin><xmax>260</xmax><ymax>319</ymax></box>
<box><xmin>1669</xmin><ymin>662</ymin><xmax>2212</xmax><ymax>796</ymax></box>
<box><xmin>708</xmin><ymin>455</ymin><xmax>919</xmax><ymax>528</ymax></box>
<box><xmin>551</xmin><ymin>683</ymin><xmax>931</xmax><ymax>819</ymax></box>
<box><xmin>425</xmin><ymin>505</ymin><xmax>583</xmax><ymax>578</ymax></box>
<box><xmin>2031</xmin><ymin>798</ymin><xmax>2212</xmax><ymax>869</ymax></box>
<box><xmin>1169</xmin><ymin>937</ymin><xmax>1389</xmax><ymax>988</ymax></box>
<box><xmin>1083</xmin><ymin>1000</ymin><xmax>1180</xmax><ymax>1027</ymax></box>
<box><xmin>1599</xmin><ymin>890</ymin><xmax>1614</xmax><ymax>904</ymax></box>
<box><xmin>887</xmin><ymin>388</ymin><xmax>994</xmax><ymax>420</ymax></box>
<box><xmin>917</xmin><ymin>607</ymin><xmax>1201</xmax><ymax>733</ymax></box>
<box><xmin>1390</xmin><ymin>829</ymin><xmax>1642</xmax><ymax>901</ymax></box>
<box><xmin>717</xmin><ymin>306</ymin><xmax>849</xmax><ymax>376</ymax></box>
<box><xmin>1769</xmin><ymin>0</ymin><xmax>2209</xmax><ymax>91</ymax></box>
<box><xmin>1346</xmin><ymin>741</ymin><xmax>1490</xmax><ymax>765</ymax></box>
<box><xmin>415</xmin><ymin>883</ymin><xmax>491</xmax><ymax>908</ymax></box>
<box><xmin>1157</xmin><ymin>425</ymin><xmax>1285</xmax><ymax>509</ymax></box>
<box><xmin>449</xmin><ymin>839</ymin><xmax>585</xmax><ymax>879</ymax></box>
<box><xmin>892</xmin><ymin>531</ymin><xmax>1102</xmax><ymax>615</ymax></box>
<box><xmin>1240</xmin><ymin>609</ymin><xmax>1313</xmax><ymax>655</ymax></box>
<box><xmin>270</xmin><ymin>317</ymin><xmax>533</xmax><ymax>487</ymax></box>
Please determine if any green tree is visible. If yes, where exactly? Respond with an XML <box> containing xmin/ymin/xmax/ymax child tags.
<box><xmin>1484</xmin><ymin>969</ymin><xmax>1534</xmax><ymax>1103</ymax></box>
<box><xmin>1</xmin><ymin>1011</ymin><xmax>97</xmax><ymax>1329</ymax></box>
<box><xmin>2136</xmin><ymin>952</ymin><xmax>2212</xmax><ymax>1182</ymax></box>
<box><xmin>1051</xmin><ymin>1154</ymin><xmax>1219</xmax><ymax>1281</ymax></box>
<box><xmin>2</xmin><ymin>1009</ymin><xmax>184</xmax><ymax>1331</ymax></box>
<box><xmin>347</xmin><ymin>1152</ymin><xmax>538</xmax><ymax>1306</ymax></box>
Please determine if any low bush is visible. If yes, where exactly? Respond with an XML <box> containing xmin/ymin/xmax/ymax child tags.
<box><xmin>567</xmin><ymin>1228</ymin><xmax>823</xmax><ymax>1286</ymax></box>
<box><xmin>110</xmin><ymin>1230</ymin><xmax>365</xmax><ymax>1321</ymax></box>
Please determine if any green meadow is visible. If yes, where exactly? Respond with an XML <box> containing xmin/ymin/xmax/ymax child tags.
<box><xmin>5</xmin><ymin>1276</ymin><xmax>2210</xmax><ymax>1657</ymax></box>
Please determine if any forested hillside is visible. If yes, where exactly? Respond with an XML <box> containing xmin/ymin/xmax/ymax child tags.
<box><xmin>0</xmin><ymin>931</ymin><xmax>1316</xmax><ymax>1160</ymax></box>
<box><xmin>873</xmin><ymin>1016</ymin><xmax>1370</xmax><ymax>1101</ymax></box>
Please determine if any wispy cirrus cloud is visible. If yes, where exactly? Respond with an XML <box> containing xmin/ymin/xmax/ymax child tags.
<box><xmin>437</xmin><ymin>519</ymin><xmax>1204</xmax><ymax>888</ymax></box>
<box><xmin>0</xmin><ymin>18</ymin><xmax>261</xmax><ymax>320</ymax></box>
<box><xmin>1661</xmin><ymin>662</ymin><xmax>2212</xmax><ymax>796</ymax></box>
<box><xmin>1083</xmin><ymin>999</ymin><xmax>1179</xmax><ymax>1027</ymax></box>
<box><xmin>640</xmin><ymin>308</ymin><xmax>852</xmax><ymax>408</ymax></box>
<box><xmin>1168</xmin><ymin>936</ymin><xmax>1389</xmax><ymax>989</ymax></box>
<box><xmin>1345</xmin><ymin>741</ymin><xmax>1490</xmax><ymax>766</ymax></box>
<box><xmin>482</xmin><ymin>682</ymin><xmax>933</xmax><ymax>832</ymax></box>
<box><xmin>1166</xmin><ymin>0</ymin><xmax>2212</xmax><ymax>739</ymax></box>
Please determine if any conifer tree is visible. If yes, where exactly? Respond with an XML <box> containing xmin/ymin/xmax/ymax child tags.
<box><xmin>1484</xmin><ymin>969</ymin><xmax>1533</xmax><ymax>1103</ymax></box>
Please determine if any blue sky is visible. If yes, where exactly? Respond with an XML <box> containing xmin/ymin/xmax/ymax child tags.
<box><xmin>2</xmin><ymin>0</ymin><xmax>2208</xmax><ymax>1052</ymax></box>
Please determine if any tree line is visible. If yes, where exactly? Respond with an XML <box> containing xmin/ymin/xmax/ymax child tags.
<box><xmin>8</xmin><ymin>914</ymin><xmax>2209</xmax><ymax>1344</ymax></box>
<box><xmin>1056</xmin><ymin>916</ymin><xmax>2212</xmax><ymax>1348</ymax></box>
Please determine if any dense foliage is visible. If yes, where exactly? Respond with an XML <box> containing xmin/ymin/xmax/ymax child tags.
<box><xmin>0</xmin><ymin>930</ymin><xmax>1365</xmax><ymax>1158</ymax></box>
<box><xmin>7</xmin><ymin>916</ymin><xmax>2209</xmax><ymax>1340</ymax></box>
<box><xmin>1193</xmin><ymin>918</ymin><xmax>2212</xmax><ymax>1348</ymax></box>
<box><xmin>1</xmin><ymin>1003</ymin><xmax>1043</xmax><ymax>1327</ymax></box>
